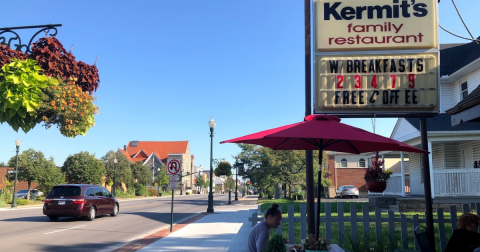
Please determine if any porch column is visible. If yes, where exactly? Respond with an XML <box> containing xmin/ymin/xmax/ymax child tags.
<box><xmin>428</xmin><ymin>141</ymin><xmax>435</xmax><ymax>199</ymax></box>
<box><xmin>401</xmin><ymin>151</ymin><xmax>405</xmax><ymax>197</ymax></box>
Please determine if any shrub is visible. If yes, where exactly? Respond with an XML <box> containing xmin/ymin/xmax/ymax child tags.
<box><xmin>116</xmin><ymin>189</ymin><xmax>135</xmax><ymax>198</ymax></box>
<box><xmin>147</xmin><ymin>188</ymin><xmax>157</xmax><ymax>196</ymax></box>
<box><xmin>259</xmin><ymin>192</ymin><xmax>264</xmax><ymax>199</ymax></box>
<box><xmin>36</xmin><ymin>196</ymin><xmax>46</xmax><ymax>201</ymax></box>
<box><xmin>135</xmin><ymin>183</ymin><xmax>146</xmax><ymax>196</ymax></box>
<box><xmin>16</xmin><ymin>198</ymin><xmax>28</xmax><ymax>205</ymax></box>
<box><xmin>267</xmin><ymin>193</ymin><xmax>273</xmax><ymax>199</ymax></box>
<box><xmin>293</xmin><ymin>193</ymin><xmax>304</xmax><ymax>201</ymax></box>
<box><xmin>264</xmin><ymin>234</ymin><xmax>286</xmax><ymax>252</ymax></box>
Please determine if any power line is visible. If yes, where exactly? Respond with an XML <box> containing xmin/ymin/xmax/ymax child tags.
<box><xmin>439</xmin><ymin>24</ymin><xmax>480</xmax><ymax>42</ymax></box>
<box><xmin>451</xmin><ymin>0</ymin><xmax>479</xmax><ymax>44</ymax></box>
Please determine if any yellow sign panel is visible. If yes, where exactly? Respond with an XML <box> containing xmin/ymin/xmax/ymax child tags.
<box><xmin>314</xmin><ymin>53</ymin><xmax>439</xmax><ymax>114</ymax></box>
<box><xmin>314</xmin><ymin>0</ymin><xmax>438</xmax><ymax>51</ymax></box>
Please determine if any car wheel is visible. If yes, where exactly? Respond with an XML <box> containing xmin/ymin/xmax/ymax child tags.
<box><xmin>356</xmin><ymin>195</ymin><xmax>359</xmax><ymax>198</ymax></box>
<box><xmin>86</xmin><ymin>206</ymin><xmax>96</xmax><ymax>221</ymax></box>
<box><xmin>110</xmin><ymin>203</ymin><xmax>119</xmax><ymax>217</ymax></box>
<box><xmin>48</xmin><ymin>215</ymin><xmax>59</xmax><ymax>221</ymax></box>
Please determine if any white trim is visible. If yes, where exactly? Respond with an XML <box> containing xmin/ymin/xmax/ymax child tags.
<box><xmin>401</xmin><ymin>151</ymin><xmax>405</xmax><ymax>197</ymax></box>
<box><xmin>132</xmin><ymin>149</ymin><xmax>148</xmax><ymax>159</ymax></box>
<box><xmin>143</xmin><ymin>152</ymin><xmax>162</xmax><ymax>166</ymax></box>
<box><xmin>428</xmin><ymin>141</ymin><xmax>435</xmax><ymax>199</ymax></box>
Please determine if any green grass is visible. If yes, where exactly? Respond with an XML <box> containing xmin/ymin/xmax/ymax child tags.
<box><xmin>259</xmin><ymin>199</ymin><xmax>456</xmax><ymax>252</ymax></box>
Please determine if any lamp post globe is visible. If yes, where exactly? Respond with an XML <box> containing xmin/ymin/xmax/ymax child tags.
<box><xmin>207</xmin><ymin>117</ymin><xmax>215</xmax><ymax>213</ymax></box>
<box><xmin>12</xmin><ymin>138</ymin><xmax>21</xmax><ymax>208</ymax></box>
<box><xmin>113</xmin><ymin>157</ymin><xmax>117</xmax><ymax>197</ymax></box>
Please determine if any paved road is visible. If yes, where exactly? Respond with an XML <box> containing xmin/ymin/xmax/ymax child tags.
<box><xmin>0</xmin><ymin>194</ymin><xmax>228</xmax><ymax>252</ymax></box>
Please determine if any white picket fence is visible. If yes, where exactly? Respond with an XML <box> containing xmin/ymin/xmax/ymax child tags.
<box><xmin>249</xmin><ymin>202</ymin><xmax>480</xmax><ymax>252</ymax></box>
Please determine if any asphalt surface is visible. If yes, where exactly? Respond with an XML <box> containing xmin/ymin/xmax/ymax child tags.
<box><xmin>0</xmin><ymin>194</ymin><xmax>228</xmax><ymax>252</ymax></box>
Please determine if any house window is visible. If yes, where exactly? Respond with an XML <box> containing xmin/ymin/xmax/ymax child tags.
<box><xmin>461</xmin><ymin>82</ymin><xmax>468</xmax><ymax>100</ymax></box>
<box><xmin>341</xmin><ymin>158</ymin><xmax>348</xmax><ymax>168</ymax></box>
<box><xmin>359</xmin><ymin>158</ymin><xmax>366</xmax><ymax>168</ymax></box>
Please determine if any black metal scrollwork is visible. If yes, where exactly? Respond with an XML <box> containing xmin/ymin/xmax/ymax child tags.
<box><xmin>0</xmin><ymin>24</ymin><xmax>62</xmax><ymax>53</ymax></box>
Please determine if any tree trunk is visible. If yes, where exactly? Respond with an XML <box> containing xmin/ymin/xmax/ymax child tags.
<box><xmin>27</xmin><ymin>181</ymin><xmax>31</xmax><ymax>200</ymax></box>
<box><xmin>283</xmin><ymin>184</ymin><xmax>287</xmax><ymax>199</ymax></box>
<box><xmin>288</xmin><ymin>185</ymin><xmax>292</xmax><ymax>199</ymax></box>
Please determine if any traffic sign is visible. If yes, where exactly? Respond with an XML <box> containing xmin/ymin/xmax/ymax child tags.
<box><xmin>169</xmin><ymin>175</ymin><xmax>178</xmax><ymax>182</ymax></box>
<box><xmin>167</xmin><ymin>159</ymin><xmax>181</xmax><ymax>175</ymax></box>
<box><xmin>168</xmin><ymin>182</ymin><xmax>177</xmax><ymax>190</ymax></box>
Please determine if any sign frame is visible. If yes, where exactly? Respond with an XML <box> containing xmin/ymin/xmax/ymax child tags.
<box><xmin>312</xmin><ymin>0</ymin><xmax>440</xmax><ymax>117</ymax></box>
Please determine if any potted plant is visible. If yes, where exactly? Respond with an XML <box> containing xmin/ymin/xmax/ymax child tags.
<box><xmin>302</xmin><ymin>234</ymin><xmax>330</xmax><ymax>252</ymax></box>
<box><xmin>364</xmin><ymin>152</ymin><xmax>393</xmax><ymax>193</ymax></box>
<box><xmin>264</xmin><ymin>234</ymin><xmax>287</xmax><ymax>252</ymax></box>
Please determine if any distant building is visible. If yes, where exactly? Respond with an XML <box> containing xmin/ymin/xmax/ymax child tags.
<box><xmin>117</xmin><ymin>141</ymin><xmax>194</xmax><ymax>191</ymax></box>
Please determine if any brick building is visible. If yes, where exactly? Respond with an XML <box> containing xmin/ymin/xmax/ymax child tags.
<box><xmin>0</xmin><ymin>167</ymin><xmax>39</xmax><ymax>191</ymax></box>
<box><xmin>326</xmin><ymin>153</ymin><xmax>368</xmax><ymax>195</ymax></box>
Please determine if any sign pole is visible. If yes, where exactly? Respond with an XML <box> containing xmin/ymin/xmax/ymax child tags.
<box><xmin>170</xmin><ymin>188</ymin><xmax>174</xmax><ymax>232</ymax></box>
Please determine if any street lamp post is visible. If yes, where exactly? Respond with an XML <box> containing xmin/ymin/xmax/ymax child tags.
<box><xmin>235</xmin><ymin>158</ymin><xmax>239</xmax><ymax>201</ymax></box>
<box><xmin>207</xmin><ymin>117</ymin><xmax>215</xmax><ymax>213</ymax></box>
<box><xmin>113</xmin><ymin>158</ymin><xmax>117</xmax><ymax>197</ymax></box>
<box><xmin>11</xmin><ymin>138</ymin><xmax>21</xmax><ymax>208</ymax></box>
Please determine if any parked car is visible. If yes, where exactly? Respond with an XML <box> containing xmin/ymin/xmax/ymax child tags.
<box><xmin>16</xmin><ymin>189</ymin><xmax>44</xmax><ymax>199</ymax></box>
<box><xmin>43</xmin><ymin>184</ymin><xmax>119</xmax><ymax>221</ymax></box>
<box><xmin>336</xmin><ymin>185</ymin><xmax>359</xmax><ymax>198</ymax></box>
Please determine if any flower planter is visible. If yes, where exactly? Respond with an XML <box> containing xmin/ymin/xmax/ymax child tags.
<box><xmin>366</xmin><ymin>180</ymin><xmax>387</xmax><ymax>193</ymax></box>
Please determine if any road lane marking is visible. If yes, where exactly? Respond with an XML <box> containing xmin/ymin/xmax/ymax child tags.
<box><xmin>44</xmin><ymin>225</ymin><xmax>87</xmax><ymax>235</ymax></box>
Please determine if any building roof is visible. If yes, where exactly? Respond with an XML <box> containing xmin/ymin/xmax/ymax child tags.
<box><xmin>446</xmin><ymin>84</ymin><xmax>480</xmax><ymax>115</ymax></box>
<box><xmin>404</xmin><ymin>113</ymin><xmax>480</xmax><ymax>131</ymax></box>
<box><xmin>440</xmin><ymin>37</ymin><xmax>480</xmax><ymax>76</ymax></box>
<box><xmin>119</xmin><ymin>141</ymin><xmax>189</xmax><ymax>164</ymax></box>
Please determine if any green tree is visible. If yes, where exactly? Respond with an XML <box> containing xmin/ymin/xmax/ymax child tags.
<box><xmin>224</xmin><ymin>176</ymin><xmax>235</xmax><ymax>191</ymax></box>
<box><xmin>131</xmin><ymin>161</ymin><xmax>151</xmax><ymax>185</ymax></box>
<box><xmin>156</xmin><ymin>166</ymin><xmax>169</xmax><ymax>192</ymax></box>
<box><xmin>62</xmin><ymin>151</ymin><xmax>105</xmax><ymax>185</ymax></box>
<box><xmin>194</xmin><ymin>174</ymin><xmax>205</xmax><ymax>192</ymax></box>
<box><xmin>36</xmin><ymin>162</ymin><xmax>65</xmax><ymax>195</ymax></box>
<box><xmin>102</xmin><ymin>151</ymin><xmax>133</xmax><ymax>191</ymax></box>
<box><xmin>8</xmin><ymin>148</ymin><xmax>59</xmax><ymax>200</ymax></box>
<box><xmin>0</xmin><ymin>161</ymin><xmax>6</xmax><ymax>166</ymax></box>
<box><xmin>214</xmin><ymin>161</ymin><xmax>232</xmax><ymax>177</ymax></box>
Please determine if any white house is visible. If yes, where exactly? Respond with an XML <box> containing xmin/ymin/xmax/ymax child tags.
<box><xmin>387</xmin><ymin>38</ymin><xmax>480</xmax><ymax>198</ymax></box>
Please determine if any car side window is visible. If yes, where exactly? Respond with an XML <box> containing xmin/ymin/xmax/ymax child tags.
<box><xmin>102</xmin><ymin>188</ymin><xmax>111</xmax><ymax>197</ymax></box>
<box><xmin>94</xmin><ymin>188</ymin><xmax>103</xmax><ymax>197</ymax></box>
<box><xmin>85</xmin><ymin>188</ymin><xmax>95</xmax><ymax>197</ymax></box>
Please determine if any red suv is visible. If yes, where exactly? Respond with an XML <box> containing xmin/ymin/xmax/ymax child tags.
<box><xmin>43</xmin><ymin>184</ymin><xmax>119</xmax><ymax>221</ymax></box>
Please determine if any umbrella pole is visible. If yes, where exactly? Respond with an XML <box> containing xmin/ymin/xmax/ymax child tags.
<box><xmin>316</xmin><ymin>148</ymin><xmax>323</xmax><ymax>237</ymax></box>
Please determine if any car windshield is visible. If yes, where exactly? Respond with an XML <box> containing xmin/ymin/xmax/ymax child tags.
<box><xmin>49</xmin><ymin>186</ymin><xmax>81</xmax><ymax>196</ymax></box>
<box><xmin>344</xmin><ymin>186</ymin><xmax>356</xmax><ymax>189</ymax></box>
<box><xmin>17</xmin><ymin>190</ymin><xmax>28</xmax><ymax>193</ymax></box>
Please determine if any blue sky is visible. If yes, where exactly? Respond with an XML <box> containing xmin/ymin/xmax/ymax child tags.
<box><xmin>0</xmin><ymin>1</ymin><xmax>479</xmax><ymax>168</ymax></box>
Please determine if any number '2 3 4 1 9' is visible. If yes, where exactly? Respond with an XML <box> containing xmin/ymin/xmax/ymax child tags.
<box><xmin>335</xmin><ymin>74</ymin><xmax>415</xmax><ymax>89</ymax></box>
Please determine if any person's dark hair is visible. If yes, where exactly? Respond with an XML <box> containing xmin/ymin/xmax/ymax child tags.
<box><xmin>457</xmin><ymin>212</ymin><xmax>480</xmax><ymax>230</ymax></box>
<box><xmin>265</xmin><ymin>203</ymin><xmax>281</xmax><ymax>219</ymax></box>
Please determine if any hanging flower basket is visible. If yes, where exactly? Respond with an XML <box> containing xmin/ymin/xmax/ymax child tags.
<box><xmin>366</xmin><ymin>180</ymin><xmax>387</xmax><ymax>193</ymax></box>
<box><xmin>364</xmin><ymin>152</ymin><xmax>392</xmax><ymax>193</ymax></box>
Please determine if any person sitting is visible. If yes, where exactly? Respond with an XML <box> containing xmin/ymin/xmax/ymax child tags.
<box><xmin>247</xmin><ymin>203</ymin><xmax>284</xmax><ymax>252</ymax></box>
<box><xmin>445</xmin><ymin>212</ymin><xmax>480</xmax><ymax>252</ymax></box>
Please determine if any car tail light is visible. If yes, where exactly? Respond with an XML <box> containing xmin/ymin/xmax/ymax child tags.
<box><xmin>355</xmin><ymin>188</ymin><xmax>358</xmax><ymax>191</ymax></box>
<box><xmin>72</xmin><ymin>199</ymin><xmax>85</xmax><ymax>204</ymax></box>
<box><xmin>44</xmin><ymin>199</ymin><xmax>53</xmax><ymax>203</ymax></box>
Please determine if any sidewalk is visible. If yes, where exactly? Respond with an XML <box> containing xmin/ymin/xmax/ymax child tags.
<box><xmin>135</xmin><ymin>195</ymin><xmax>259</xmax><ymax>252</ymax></box>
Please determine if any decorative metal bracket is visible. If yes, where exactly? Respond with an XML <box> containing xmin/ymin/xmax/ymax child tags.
<box><xmin>0</xmin><ymin>24</ymin><xmax>62</xmax><ymax>53</ymax></box>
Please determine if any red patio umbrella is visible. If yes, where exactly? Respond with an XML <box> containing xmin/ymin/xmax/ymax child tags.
<box><xmin>221</xmin><ymin>114</ymin><xmax>427</xmax><ymax>236</ymax></box>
